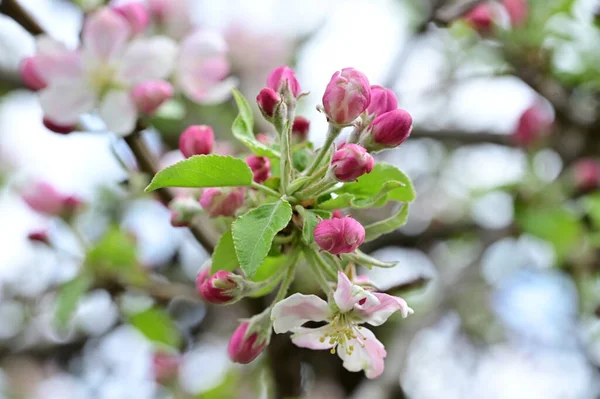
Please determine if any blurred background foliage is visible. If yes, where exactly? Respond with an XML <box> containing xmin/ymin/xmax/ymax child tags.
<box><xmin>0</xmin><ymin>0</ymin><xmax>599</xmax><ymax>398</ymax></box>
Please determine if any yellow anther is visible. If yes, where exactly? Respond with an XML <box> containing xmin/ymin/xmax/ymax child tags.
<box><xmin>330</xmin><ymin>348</ymin><xmax>336</xmax><ymax>354</ymax></box>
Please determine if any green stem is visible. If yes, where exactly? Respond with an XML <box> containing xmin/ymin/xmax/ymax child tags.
<box><xmin>251</xmin><ymin>181</ymin><xmax>280</xmax><ymax>197</ymax></box>
<box><xmin>303</xmin><ymin>124</ymin><xmax>341</xmax><ymax>177</ymax></box>
<box><xmin>304</xmin><ymin>245</ymin><xmax>337</xmax><ymax>280</ymax></box>
<box><xmin>273</xmin><ymin>233</ymin><xmax>295</xmax><ymax>244</ymax></box>
<box><xmin>297</xmin><ymin>178</ymin><xmax>337</xmax><ymax>200</ymax></box>
<box><xmin>288</xmin><ymin>163</ymin><xmax>329</xmax><ymax>195</ymax></box>
<box><xmin>347</xmin><ymin>126</ymin><xmax>363</xmax><ymax>144</ymax></box>
<box><xmin>278</xmin><ymin>109</ymin><xmax>295</xmax><ymax>195</ymax></box>
<box><xmin>304</xmin><ymin>248</ymin><xmax>335</xmax><ymax>296</ymax></box>
<box><xmin>272</xmin><ymin>249</ymin><xmax>300</xmax><ymax>304</ymax></box>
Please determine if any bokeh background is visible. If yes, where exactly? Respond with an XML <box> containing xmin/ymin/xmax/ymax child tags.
<box><xmin>0</xmin><ymin>0</ymin><xmax>600</xmax><ymax>398</ymax></box>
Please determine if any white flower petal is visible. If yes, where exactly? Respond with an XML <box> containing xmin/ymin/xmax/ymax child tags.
<box><xmin>291</xmin><ymin>326</ymin><xmax>335</xmax><ymax>350</ymax></box>
<box><xmin>337</xmin><ymin>327</ymin><xmax>386</xmax><ymax>379</ymax></box>
<box><xmin>271</xmin><ymin>293</ymin><xmax>330</xmax><ymax>334</ymax></box>
<box><xmin>355</xmin><ymin>293</ymin><xmax>414</xmax><ymax>326</ymax></box>
<box><xmin>334</xmin><ymin>271</ymin><xmax>378</xmax><ymax>312</ymax></box>
<box><xmin>83</xmin><ymin>8</ymin><xmax>130</xmax><ymax>62</ymax></box>
<box><xmin>98</xmin><ymin>90</ymin><xmax>137</xmax><ymax>136</ymax></box>
<box><xmin>195</xmin><ymin>76</ymin><xmax>238</xmax><ymax>104</ymax></box>
<box><xmin>39</xmin><ymin>79</ymin><xmax>95</xmax><ymax>125</ymax></box>
<box><xmin>118</xmin><ymin>36</ymin><xmax>178</xmax><ymax>85</ymax></box>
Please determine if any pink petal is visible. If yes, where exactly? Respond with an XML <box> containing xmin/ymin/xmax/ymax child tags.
<box><xmin>39</xmin><ymin>78</ymin><xmax>95</xmax><ymax>125</ymax></box>
<box><xmin>98</xmin><ymin>90</ymin><xmax>138</xmax><ymax>136</ymax></box>
<box><xmin>337</xmin><ymin>327</ymin><xmax>386</xmax><ymax>379</ymax></box>
<box><xmin>118</xmin><ymin>36</ymin><xmax>178</xmax><ymax>85</ymax></box>
<box><xmin>271</xmin><ymin>293</ymin><xmax>330</xmax><ymax>334</ymax></box>
<box><xmin>334</xmin><ymin>271</ymin><xmax>379</xmax><ymax>312</ymax></box>
<box><xmin>83</xmin><ymin>8</ymin><xmax>130</xmax><ymax>62</ymax></box>
<box><xmin>355</xmin><ymin>293</ymin><xmax>414</xmax><ymax>326</ymax></box>
<box><xmin>291</xmin><ymin>326</ymin><xmax>336</xmax><ymax>350</ymax></box>
<box><xmin>34</xmin><ymin>36</ymin><xmax>83</xmax><ymax>83</ymax></box>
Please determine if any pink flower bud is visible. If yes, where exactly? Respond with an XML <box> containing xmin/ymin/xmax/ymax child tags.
<box><xmin>503</xmin><ymin>0</ymin><xmax>528</xmax><ymax>27</ymax></box>
<box><xmin>21</xmin><ymin>182</ymin><xmax>67</xmax><ymax>216</ymax></box>
<box><xmin>256</xmin><ymin>88</ymin><xmax>281</xmax><ymax>120</ymax></box>
<box><xmin>512</xmin><ymin>104</ymin><xmax>553</xmax><ymax>147</ymax></box>
<box><xmin>322</xmin><ymin>68</ymin><xmax>371</xmax><ymax>126</ymax></box>
<box><xmin>43</xmin><ymin>117</ymin><xmax>75</xmax><ymax>135</ymax></box>
<box><xmin>363</xmin><ymin>109</ymin><xmax>412</xmax><ymax>151</ymax></box>
<box><xmin>292</xmin><ymin>116</ymin><xmax>310</xmax><ymax>142</ymax></box>
<box><xmin>367</xmin><ymin>85</ymin><xmax>398</xmax><ymax>117</ymax></box>
<box><xmin>199</xmin><ymin>188</ymin><xmax>245</xmax><ymax>217</ymax></box>
<box><xmin>19</xmin><ymin>57</ymin><xmax>46</xmax><ymax>91</ymax></box>
<box><xmin>179</xmin><ymin>125</ymin><xmax>214</xmax><ymax>158</ymax></box>
<box><xmin>131</xmin><ymin>80</ymin><xmax>173</xmax><ymax>115</ymax></box>
<box><xmin>314</xmin><ymin>216</ymin><xmax>365</xmax><ymax>255</ymax></box>
<box><xmin>113</xmin><ymin>2</ymin><xmax>149</xmax><ymax>35</ymax></box>
<box><xmin>246</xmin><ymin>155</ymin><xmax>271</xmax><ymax>183</ymax></box>
<box><xmin>152</xmin><ymin>352</ymin><xmax>180</xmax><ymax>383</ymax></box>
<box><xmin>464</xmin><ymin>3</ymin><xmax>495</xmax><ymax>33</ymax></box>
<box><xmin>573</xmin><ymin>159</ymin><xmax>600</xmax><ymax>191</ymax></box>
<box><xmin>256</xmin><ymin>133</ymin><xmax>272</xmax><ymax>144</ymax></box>
<box><xmin>198</xmin><ymin>270</ymin><xmax>237</xmax><ymax>304</ymax></box>
<box><xmin>331</xmin><ymin>143</ymin><xmax>374</xmax><ymax>182</ymax></box>
<box><xmin>266</xmin><ymin>66</ymin><xmax>301</xmax><ymax>97</ymax></box>
<box><xmin>227</xmin><ymin>322</ymin><xmax>266</xmax><ymax>364</ymax></box>
<box><xmin>28</xmin><ymin>229</ymin><xmax>50</xmax><ymax>245</ymax></box>
<box><xmin>332</xmin><ymin>210</ymin><xmax>344</xmax><ymax>218</ymax></box>
<box><xmin>169</xmin><ymin>195</ymin><xmax>202</xmax><ymax>227</ymax></box>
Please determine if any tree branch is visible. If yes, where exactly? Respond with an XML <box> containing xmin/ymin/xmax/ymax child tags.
<box><xmin>0</xmin><ymin>0</ymin><xmax>44</xmax><ymax>35</ymax></box>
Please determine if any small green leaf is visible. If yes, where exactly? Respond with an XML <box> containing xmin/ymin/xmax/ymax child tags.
<box><xmin>232</xmin><ymin>200</ymin><xmax>293</xmax><ymax>278</ymax></box>
<box><xmin>292</xmin><ymin>148</ymin><xmax>311</xmax><ymax>172</ymax></box>
<box><xmin>55</xmin><ymin>274</ymin><xmax>92</xmax><ymax>329</ymax></box>
<box><xmin>129</xmin><ymin>307</ymin><xmax>181</xmax><ymax>348</ymax></box>
<box><xmin>343</xmin><ymin>250</ymin><xmax>398</xmax><ymax>269</ymax></box>
<box><xmin>211</xmin><ymin>230</ymin><xmax>239</xmax><ymax>273</ymax></box>
<box><xmin>248</xmin><ymin>255</ymin><xmax>288</xmax><ymax>298</ymax></box>
<box><xmin>364</xmin><ymin>204</ymin><xmax>409</xmax><ymax>242</ymax></box>
<box><xmin>232</xmin><ymin>89</ymin><xmax>280</xmax><ymax>158</ymax></box>
<box><xmin>264</xmin><ymin>176</ymin><xmax>281</xmax><ymax>192</ymax></box>
<box><xmin>319</xmin><ymin>181</ymin><xmax>406</xmax><ymax>210</ymax></box>
<box><xmin>339</xmin><ymin>163</ymin><xmax>415</xmax><ymax>204</ymax></box>
<box><xmin>146</xmin><ymin>155</ymin><xmax>253</xmax><ymax>191</ymax></box>
<box><xmin>86</xmin><ymin>227</ymin><xmax>146</xmax><ymax>285</ymax></box>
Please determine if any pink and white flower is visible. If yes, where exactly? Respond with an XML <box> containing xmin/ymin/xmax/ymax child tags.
<box><xmin>271</xmin><ymin>272</ymin><xmax>413</xmax><ymax>379</ymax></box>
<box><xmin>37</xmin><ymin>8</ymin><xmax>178</xmax><ymax>135</ymax></box>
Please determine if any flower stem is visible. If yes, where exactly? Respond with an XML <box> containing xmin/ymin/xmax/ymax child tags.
<box><xmin>303</xmin><ymin>245</ymin><xmax>337</xmax><ymax>285</ymax></box>
<box><xmin>278</xmin><ymin>107</ymin><xmax>295</xmax><ymax>195</ymax></box>
<box><xmin>251</xmin><ymin>181</ymin><xmax>280</xmax><ymax>197</ymax></box>
<box><xmin>296</xmin><ymin>178</ymin><xmax>338</xmax><ymax>200</ymax></box>
<box><xmin>288</xmin><ymin>163</ymin><xmax>329</xmax><ymax>195</ymax></box>
<box><xmin>347</xmin><ymin>126</ymin><xmax>363</xmax><ymax>144</ymax></box>
<box><xmin>303</xmin><ymin>124</ymin><xmax>341</xmax><ymax>177</ymax></box>
<box><xmin>272</xmin><ymin>248</ymin><xmax>301</xmax><ymax>304</ymax></box>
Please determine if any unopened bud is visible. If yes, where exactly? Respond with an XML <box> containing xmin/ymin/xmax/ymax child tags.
<box><xmin>511</xmin><ymin>103</ymin><xmax>553</xmax><ymax>147</ymax></box>
<box><xmin>503</xmin><ymin>0</ymin><xmax>528</xmax><ymax>27</ymax></box>
<box><xmin>246</xmin><ymin>155</ymin><xmax>271</xmax><ymax>183</ymax></box>
<box><xmin>152</xmin><ymin>351</ymin><xmax>180</xmax><ymax>383</ymax></box>
<box><xmin>113</xmin><ymin>2</ymin><xmax>149</xmax><ymax>35</ymax></box>
<box><xmin>331</xmin><ymin>210</ymin><xmax>344</xmax><ymax>219</ymax></box>
<box><xmin>361</xmin><ymin>109</ymin><xmax>412</xmax><ymax>152</ymax></box>
<box><xmin>199</xmin><ymin>188</ymin><xmax>245</xmax><ymax>217</ymax></box>
<box><xmin>572</xmin><ymin>158</ymin><xmax>600</xmax><ymax>192</ymax></box>
<box><xmin>131</xmin><ymin>80</ymin><xmax>173</xmax><ymax>115</ymax></box>
<box><xmin>330</xmin><ymin>143</ymin><xmax>374</xmax><ymax>182</ymax></box>
<box><xmin>169</xmin><ymin>195</ymin><xmax>202</xmax><ymax>227</ymax></box>
<box><xmin>367</xmin><ymin>85</ymin><xmax>398</xmax><ymax>117</ymax></box>
<box><xmin>322</xmin><ymin>68</ymin><xmax>371</xmax><ymax>126</ymax></box>
<box><xmin>464</xmin><ymin>3</ymin><xmax>495</xmax><ymax>34</ymax></box>
<box><xmin>314</xmin><ymin>216</ymin><xmax>365</xmax><ymax>255</ymax></box>
<box><xmin>198</xmin><ymin>270</ymin><xmax>239</xmax><ymax>304</ymax></box>
<box><xmin>266</xmin><ymin>66</ymin><xmax>301</xmax><ymax>97</ymax></box>
<box><xmin>21</xmin><ymin>182</ymin><xmax>81</xmax><ymax>217</ymax></box>
<box><xmin>43</xmin><ymin>117</ymin><xmax>76</xmax><ymax>135</ymax></box>
<box><xmin>20</xmin><ymin>57</ymin><xmax>46</xmax><ymax>91</ymax></box>
<box><xmin>292</xmin><ymin>116</ymin><xmax>310</xmax><ymax>142</ymax></box>
<box><xmin>256</xmin><ymin>88</ymin><xmax>282</xmax><ymax>120</ymax></box>
<box><xmin>179</xmin><ymin>125</ymin><xmax>214</xmax><ymax>158</ymax></box>
<box><xmin>227</xmin><ymin>321</ymin><xmax>267</xmax><ymax>364</ymax></box>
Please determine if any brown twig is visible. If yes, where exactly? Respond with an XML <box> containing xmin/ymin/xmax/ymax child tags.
<box><xmin>0</xmin><ymin>0</ymin><xmax>44</xmax><ymax>35</ymax></box>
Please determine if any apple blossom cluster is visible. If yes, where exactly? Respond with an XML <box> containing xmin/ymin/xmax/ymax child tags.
<box><xmin>153</xmin><ymin>65</ymin><xmax>416</xmax><ymax>378</ymax></box>
<box><xmin>20</xmin><ymin>1</ymin><xmax>234</xmax><ymax>136</ymax></box>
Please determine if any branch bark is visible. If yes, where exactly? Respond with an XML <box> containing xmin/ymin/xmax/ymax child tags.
<box><xmin>0</xmin><ymin>0</ymin><xmax>44</xmax><ymax>35</ymax></box>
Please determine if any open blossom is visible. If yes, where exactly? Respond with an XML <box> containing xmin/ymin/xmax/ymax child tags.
<box><xmin>148</xmin><ymin>0</ymin><xmax>193</xmax><ymax>40</ymax></box>
<box><xmin>323</xmin><ymin>68</ymin><xmax>371</xmax><ymax>126</ymax></box>
<box><xmin>131</xmin><ymin>80</ymin><xmax>173</xmax><ymax>114</ymax></box>
<box><xmin>37</xmin><ymin>8</ymin><xmax>178</xmax><ymax>135</ymax></box>
<box><xmin>112</xmin><ymin>2</ymin><xmax>149</xmax><ymax>35</ymax></box>
<box><xmin>21</xmin><ymin>182</ymin><xmax>81</xmax><ymax>217</ymax></box>
<box><xmin>314</xmin><ymin>216</ymin><xmax>365</xmax><ymax>255</ymax></box>
<box><xmin>271</xmin><ymin>272</ymin><xmax>413</xmax><ymax>378</ymax></box>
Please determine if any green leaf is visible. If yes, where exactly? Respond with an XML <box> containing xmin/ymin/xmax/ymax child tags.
<box><xmin>211</xmin><ymin>230</ymin><xmax>239</xmax><ymax>273</ymax></box>
<box><xmin>343</xmin><ymin>250</ymin><xmax>398</xmax><ymax>269</ymax></box>
<box><xmin>248</xmin><ymin>255</ymin><xmax>288</xmax><ymax>298</ymax></box>
<box><xmin>54</xmin><ymin>274</ymin><xmax>92</xmax><ymax>329</ymax></box>
<box><xmin>583</xmin><ymin>193</ymin><xmax>600</xmax><ymax>229</ymax></box>
<box><xmin>364</xmin><ymin>204</ymin><xmax>409</xmax><ymax>242</ymax></box>
<box><xmin>264</xmin><ymin>176</ymin><xmax>281</xmax><ymax>192</ymax></box>
<box><xmin>231</xmin><ymin>89</ymin><xmax>280</xmax><ymax>158</ymax></box>
<box><xmin>318</xmin><ymin>181</ymin><xmax>406</xmax><ymax>210</ymax></box>
<box><xmin>86</xmin><ymin>227</ymin><xmax>146</xmax><ymax>285</ymax></box>
<box><xmin>232</xmin><ymin>200</ymin><xmax>293</xmax><ymax>278</ymax></box>
<box><xmin>128</xmin><ymin>307</ymin><xmax>181</xmax><ymax>348</ymax></box>
<box><xmin>296</xmin><ymin>206</ymin><xmax>331</xmax><ymax>244</ymax></box>
<box><xmin>292</xmin><ymin>148</ymin><xmax>311</xmax><ymax>172</ymax></box>
<box><xmin>338</xmin><ymin>163</ymin><xmax>415</xmax><ymax>203</ymax></box>
<box><xmin>517</xmin><ymin>207</ymin><xmax>583</xmax><ymax>262</ymax></box>
<box><xmin>146</xmin><ymin>155</ymin><xmax>253</xmax><ymax>191</ymax></box>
